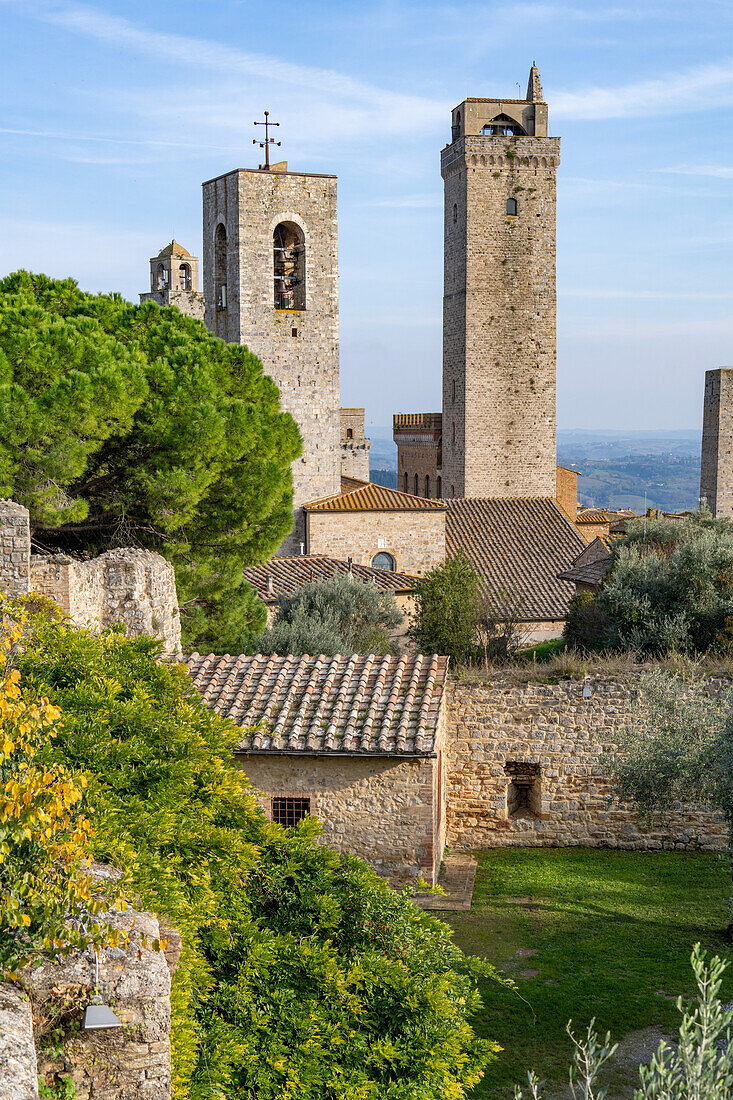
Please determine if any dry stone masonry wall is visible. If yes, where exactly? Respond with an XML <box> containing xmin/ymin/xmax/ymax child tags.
<box><xmin>446</xmin><ymin>675</ymin><xmax>728</xmax><ymax>850</ymax></box>
<box><xmin>0</xmin><ymin>503</ymin><xmax>181</xmax><ymax>656</ymax></box>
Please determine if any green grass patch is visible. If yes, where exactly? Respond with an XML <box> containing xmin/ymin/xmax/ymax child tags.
<box><xmin>443</xmin><ymin>848</ymin><xmax>733</xmax><ymax>1097</ymax></box>
<box><xmin>516</xmin><ymin>639</ymin><xmax>565</xmax><ymax>663</ymax></box>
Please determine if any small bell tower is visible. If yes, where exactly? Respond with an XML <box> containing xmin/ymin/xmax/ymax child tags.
<box><xmin>139</xmin><ymin>241</ymin><xmax>205</xmax><ymax>321</ymax></box>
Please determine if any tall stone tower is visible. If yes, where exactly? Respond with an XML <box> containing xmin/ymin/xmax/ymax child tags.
<box><xmin>139</xmin><ymin>241</ymin><xmax>205</xmax><ymax>321</ymax></box>
<box><xmin>700</xmin><ymin>368</ymin><xmax>733</xmax><ymax>518</ymax></box>
<box><xmin>202</xmin><ymin>163</ymin><xmax>340</xmax><ymax>554</ymax></box>
<box><xmin>441</xmin><ymin>65</ymin><xmax>559</xmax><ymax>498</ymax></box>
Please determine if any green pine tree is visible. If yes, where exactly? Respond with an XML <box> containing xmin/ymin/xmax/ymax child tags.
<box><xmin>0</xmin><ymin>271</ymin><xmax>302</xmax><ymax>652</ymax></box>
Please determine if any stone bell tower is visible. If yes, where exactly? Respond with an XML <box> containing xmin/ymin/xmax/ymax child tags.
<box><xmin>442</xmin><ymin>65</ymin><xmax>559</xmax><ymax>499</ymax></box>
<box><xmin>202</xmin><ymin>159</ymin><xmax>340</xmax><ymax>555</ymax></box>
<box><xmin>139</xmin><ymin>241</ymin><xmax>205</xmax><ymax>321</ymax></box>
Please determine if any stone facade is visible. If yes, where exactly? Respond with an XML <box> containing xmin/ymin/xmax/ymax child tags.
<box><xmin>30</xmin><ymin>549</ymin><xmax>181</xmax><ymax>658</ymax></box>
<box><xmin>237</xmin><ymin>738</ymin><xmax>446</xmax><ymax>884</ymax></box>
<box><xmin>202</xmin><ymin>166</ymin><xmax>341</xmax><ymax>554</ymax></box>
<box><xmin>140</xmin><ymin>241</ymin><xmax>205</xmax><ymax>321</ymax></box>
<box><xmin>340</xmin><ymin>408</ymin><xmax>371</xmax><ymax>482</ymax></box>
<box><xmin>700</xmin><ymin>367</ymin><xmax>733</xmax><ymax>517</ymax></box>
<box><xmin>0</xmin><ymin>499</ymin><xmax>30</xmax><ymax>598</ymax></box>
<box><xmin>442</xmin><ymin>67</ymin><xmax>558</xmax><ymax>499</ymax></box>
<box><xmin>445</xmin><ymin>675</ymin><xmax>728</xmax><ymax>851</ymax></box>
<box><xmin>305</xmin><ymin>508</ymin><xmax>445</xmax><ymax>575</ymax></box>
<box><xmin>392</xmin><ymin>413</ymin><xmax>443</xmax><ymax>498</ymax></box>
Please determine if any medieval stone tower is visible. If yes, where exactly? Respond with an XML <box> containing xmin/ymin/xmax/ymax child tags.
<box><xmin>441</xmin><ymin>65</ymin><xmax>559</xmax><ymax>498</ymax></box>
<box><xmin>202</xmin><ymin>164</ymin><xmax>341</xmax><ymax>554</ymax></box>
<box><xmin>700</xmin><ymin>368</ymin><xmax>733</xmax><ymax>517</ymax></box>
<box><xmin>139</xmin><ymin>241</ymin><xmax>205</xmax><ymax>321</ymax></box>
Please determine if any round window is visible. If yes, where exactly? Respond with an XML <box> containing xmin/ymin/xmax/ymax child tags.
<box><xmin>372</xmin><ymin>552</ymin><xmax>396</xmax><ymax>572</ymax></box>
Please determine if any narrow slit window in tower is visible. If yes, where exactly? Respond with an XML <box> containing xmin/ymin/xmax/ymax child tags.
<box><xmin>274</xmin><ymin>222</ymin><xmax>306</xmax><ymax>310</ymax></box>
<box><xmin>403</xmin><ymin>472</ymin><xmax>408</xmax><ymax>493</ymax></box>
<box><xmin>214</xmin><ymin>223</ymin><xmax>227</xmax><ymax>311</ymax></box>
<box><xmin>414</xmin><ymin>473</ymin><xmax>419</xmax><ymax>495</ymax></box>
<box><xmin>437</xmin><ymin>476</ymin><xmax>442</xmax><ymax>498</ymax></box>
<box><xmin>425</xmin><ymin>474</ymin><xmax>430</xmax><ymax>498</ymax></box>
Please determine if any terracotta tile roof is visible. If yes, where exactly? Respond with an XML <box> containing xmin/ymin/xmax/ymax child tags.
<box><xmin>243</xmin><ymin>556</ymin><xmax>419</xmax><ymax>601</ymax></box>
<box><xmin>576</xmin><ymin>509</ymin><xmax>610</xmax><ymax>524</ymax></box>
<box><xmin>557</xmin><ymin>558</ymin><xmax>612</xmax><ymax>588</ymax></box>
<box><xmin>446</xmin><ymin>498</ymin><xmax>586</xmax><ymax>621</ymax></box>
<box><xmin>186</xmin><ymin>653</ymin><xmax>449</xmax><ymax>755</ymax></box>
<box><xmin>157</xmin><ymin>239</ymin><xmax>192</xmax><ymax>258</ymax></box>
<box><xmin>304</xmin><ymin>478</ymin><xmax>447</xmax><ymax>513</ymax></box>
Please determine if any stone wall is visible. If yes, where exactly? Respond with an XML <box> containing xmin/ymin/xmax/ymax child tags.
<box><xmin>441</xmin><ymin>128</ymin><xmax>559</xmax><ymax>499</ymax></box>
<box><xmin>1</xmin><ymin>870</ymin><xmax>179</xmax><ymax>1100</ymax></box>
<box><xmin>305</xmin><ymin>508</ymin><xmax>446</xmax><ymax>576</ymax></box>
<box><xmin>0</xmin><ymin>500</ymin><xmax>31</xmax><ymax>598</ymax></box>
<box><xmin>700</xmin><ymin>367</ymin><xmax>733</xmax><ymax>518</ymax></box>
<box><xmin>202</xmin><ymin>167</ymin><xmax>341</xmax><ymax>554</ymax></box>
<box><xmin>445</xmin><ymin>674</ymin><xmax>728</xmax><ymax>851</ymax></box>
<box><xmin>238</xmin><ymin>742</ymin><xmax>445</xmax><ymax>884</ymax></box>
<box><xmin>556</xmin><ymin>466</ymin><xmax>578</xmax><ymax>521</ymax></box>
<box><xmin>30</xmin><ymin>550</ymin><xmax>181</xmax><ymax>658</ymax></box>
<box><xmin>140</xmin><ymin>288</ymin><xmax>206</xmax><ymax>322</ymax></box>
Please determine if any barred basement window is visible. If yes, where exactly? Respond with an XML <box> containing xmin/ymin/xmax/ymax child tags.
<box><xmin>272</xmin><ymin>797</ymin><xmax>311</xmax><ymax>827</ymax></box>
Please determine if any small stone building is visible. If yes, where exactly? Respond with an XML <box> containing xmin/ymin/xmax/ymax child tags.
<box><xmin>186</xmin><ymin>652</ymin><xmax>450</xmax><ymax>884</ymax></box>
<box><xmin>304</xmin><ymin>478</ymin><xmax>447</xmax><ymax>576</ymax></box>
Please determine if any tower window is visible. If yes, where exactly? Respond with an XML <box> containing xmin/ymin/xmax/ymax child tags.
<box><xmin>403</xmin><ymin>472</ymin><xmax>408</xmax><ymax>493</ymax></box>
<box><xmin>507</xmin><ymin>198</ymin><xmax>518</xmax><ymax>216</ymax></box>
<box><xmin>481</xmin><ymin>115</ymin><xmax>527</xmax><ymax>137</ymax></box>
<box><xmin>450</xmin><ymin>485</ymin><xmax>455</xmax><ymax>498</ymax></box>
<box><xmin>451</xmin><ymin>379</ymin><xmax>456</xmax><ymax>403</ymax></box>
<box><xmin>372</xmin><ymin>551</ymin><xmax>395</xmax><ymax>571</ymax></box>
<box><xmin>179</xmin><ymin>263</ymin><xmax>192</xmax><ymax>290</ymax></box>
<box><xmin>346</xmin><ymin>427</ymin><xmax>353</xmax><ymax>439</ymax></box>
<box><xmin>155</xmin><ymin>263</ymin><xmax>167</xmax><ymax>291</ymax></box>
<box><xmin>274</xmin><ymin>222</ymin><xmax>306</xmax><ymax>310</ymax></box>
<box><xmin>453</xmin><ymin>203</ymin><xmax>458</xmax><ymax>225</ymax></box>
<box><xmin>214</xmin><ymin>223</ymin><xmax>227</xmax><ymax>311</ymax></box>
<box><xmin>425</xmin><ymin>474</ymin><xmax>430</xmax><ymax>498</ymax></box>
<box><xmin>414</xmin><ymin>474</ymin><xmax>419</xmax><ymax>495</ymax></box>
<box><xmin>437</xmin><ymin>476</ymin><xmax>442</xmax><ymax>499</ymax></box>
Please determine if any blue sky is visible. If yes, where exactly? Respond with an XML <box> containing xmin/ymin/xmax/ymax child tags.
<box><xmin>1</xmin><ymin>0</ymin><xmax>732</xmax><ymax>431</ymax></box>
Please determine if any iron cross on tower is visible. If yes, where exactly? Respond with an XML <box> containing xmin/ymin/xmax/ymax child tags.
<box><xmin>253</xmin><ymin>111</ymin><xmax>281</xmax><ymax>169</ymax></box>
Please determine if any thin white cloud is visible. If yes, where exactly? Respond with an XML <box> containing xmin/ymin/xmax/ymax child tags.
<box><xmin>0</xmin><ymin>125</ymin><xmax>231</xmax><ymax>152</ymax></box>
<box><xmin>10</xmin><ymin>0</ymin><xmax>445</xmax><ymax>136</ymax></box>
<box><xmin>551</xmin><ymin>59</ymin><xmax>733</xmax><ymax>119</ymax></box>
<box><xmin>657</xmin><ymin>164</ymin><xmax>733</xmax><ymax>179</ymax></box>
<box><xmin>562</xmin><ymin>289</ymin><xmax>733</xmax><ymax>301</ymax></box>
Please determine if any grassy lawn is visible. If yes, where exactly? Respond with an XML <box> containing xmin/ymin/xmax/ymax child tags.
<box><xmin>443</xmin><ymin>848</ymin><xmax>733</xmax><ymax>1098</ymax></box>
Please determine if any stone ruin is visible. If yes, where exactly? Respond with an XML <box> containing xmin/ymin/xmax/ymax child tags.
<box><xmin>0</xmin><ymin>867</ymin><xmax>180</xmax><ymax>1100</ymax></box>
<box><xmin>0</xmin><ymin>500</ymin><xmax>181</xmax><ymax>658</ymax></box>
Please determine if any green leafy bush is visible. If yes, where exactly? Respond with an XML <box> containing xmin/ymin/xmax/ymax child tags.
<box><xmin>256</xmin><ymin>573</ymin><xmax>403</xmax><ymax>655</ymax></box>
<box><xmin>0</xmin><ymin>271</ymin><xmax>301</xmax><ymax>653</ymax></box>
<box><xmin>562</xmin><ymin>591</ymin><xmax>612</xmax><ymax>651</ymax></box>
<box><xmin>596</xmin><ymin>511</ymin><xmax>733</xmax><ymax>655</ymax></box>
<box><xmin>15</xmin><ymin>605</ymin><xmax>499</xmax><ymax>1098</ymax></box>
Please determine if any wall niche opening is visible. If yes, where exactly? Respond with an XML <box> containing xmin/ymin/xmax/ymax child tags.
<box><xmin>505</xmin><ymin>761</ymin><xmax>541</xmax><ymax>819</ymax></box>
